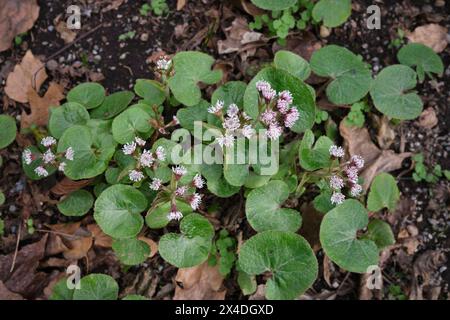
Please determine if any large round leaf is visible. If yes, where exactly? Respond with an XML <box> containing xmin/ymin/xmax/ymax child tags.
<box><xmin>312</xmin><ymin>0</ymin><xmax>351</xmax><ymax>27</ymax></box>
<box><xmin>397</xmin><ymin>43</ymin><xmax>444</xmax><ymax>82</ymax></box>
<box><xmin>146</xmin><ymin>200</ymin><xmax>193</xmax><ymax>229</ymax></box>
<box><xmin>94</xmin><ymin>184</ymin><xmax>147</xmax><ymax>239</ymax></box>
<box><xmin>90</xmin><ymin>91</ymin><xmax>135</xmax><ymax>119</ymax></box>
<box><xmin>310</xmin><ymin>45</ymin><xmax>372</xmax><ymax>105</ymax></box>
<box><xmin>168</xmin><ymin>51</ymin><xmax>222</xmax><ymax>107</ymax></box>
<box><xmin>67</xmin><ymin>83</ymin><xmax>105</xmax><ymax>109</ymax></box>
<box><xmin>111</xmin><ymin>107</ymin><xmax>152</xmax><ymax>144</ymax></box>
<box><xmin>250</xmin><ymin>0</ymin><xmax>296</xmax><ymax>10</ymax></box>
<box><xmin>0</xmin><ymin>115</ymin><xmax>17</xmax><ymax>149</ymax></box>
<box><xmin>57</xmin><ymin>189</ymin><xmax>94</xmax><ymax>217</ymax></box>
<box><xmin>244</xmin><ymin>67</ymin><xmax>315</xmax><ymax>133</ymax></box>
<box><xmin>159</xmin><ymin>214</ymin><xmax>214</xmax><ymax>268</ymax></box>
<box><xmin>72</xmin><ymin>274</ymin><xmax>118</xmax><ymax>300</ymax></box>
<box><xmin>238</xmin><ymin>231</ymin><xmax>318</xmax><ymax>300</ymax></box>
<box><xmin>112</xmin><ymin>238</ymin><xmax>150</xmax><ymax>265</ymax></box>
<box><xmin>320</xmin><ymin>199</ymin><xmax>379</xmax><ymax>273</ymax></box>
<box><xmin>57</xmin><ymin>125</ymin><xmax>116</xmax><ymax>180</ymax></box>
<box><xmin>370</xmin><ymin>65</ymin><xmax>423</xmax><ymax>120</ymax></box>
<box><xmin>246</xmin><ymin>180</ymin><xmax>301</xmax><ymax>232</ymax></box>
<box><xmin>274</xmin><ymin>50</ymin><xmax>311</xmax><ymax>81</ymax></box>
<box><xmin>49</xmin><ymin>102</ymin><xmax>90</xmax><ymax>138</ymax></box>
<box><xmin>367</xmin><ymin>173</ymin><xmax>400</xmax><ymax>212</ymax></box>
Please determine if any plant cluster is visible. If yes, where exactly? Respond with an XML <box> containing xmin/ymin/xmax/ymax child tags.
<box><xmin>9</xmin><ymin>41</ymin><xmax>444</xmax><ymax>299</ymax></box>
<box><xmin>249</xmin><ymin>0</ymin><xmax>352</xmax><ymax>43</ymax></box>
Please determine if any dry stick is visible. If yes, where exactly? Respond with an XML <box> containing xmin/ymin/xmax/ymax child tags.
<box><xmin>31</xmin><ymin>23</ymin><xmax>104</xmax><ymax>90</ymax></box>
<box><xmin>10</xmin><ymin>223</ymin><xmax>22</xmax><ymax>273</ymax></box>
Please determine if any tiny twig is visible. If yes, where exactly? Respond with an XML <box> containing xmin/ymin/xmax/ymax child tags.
<box><xmin>336</xmin><ymin>272</ymin><xmax>351</xmax><ymax>294</ymax></box>
<box><xmin>10</xmin><ymin>223</ymin><xmax>22</xmax><ymax>273</ymax></box>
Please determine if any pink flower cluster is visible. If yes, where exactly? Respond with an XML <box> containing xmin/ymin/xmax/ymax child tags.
<box><xmin>22</xmin><ymin>136</ymin><xmax>74</xmax><ymax>177</ymax></box>
<box><xmin>208</xmin><ymin>101</ymin><xmax>256</xmax><ymax>148</ymax></box>
<box><xmin>255</xmin><ymin>81</ymin><xmax>300</xmax><ymax>140</ymax></box>
<box><xmin>328</xmin><ymin>145</ymin><xmax>365</xmax><ymax>205</ymax></box>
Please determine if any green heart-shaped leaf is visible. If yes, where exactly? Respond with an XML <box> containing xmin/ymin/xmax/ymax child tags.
<box><xmin>238</xmin><ymin>230</ymin><xmax>318</xmax><ymax>300</ymax></box>
<box><xmin>298</xmin><ymin>130</ymin><xmax>333</xmax><ymax>171</ymax></box>
<box><xmin>370</xmin><ymin>65</ymin><xmax>423</xmax><ymax>120</ymax></box>
<box><xmin>49</xmin><ymin>102</ymin><xmax>90</xmax><ymax>138</ymax></box>
<box><xmin>94</xmin><ymin>184</ymin><xmax>147</xmax><ymax>239</ymax></box>
<box><xmin>57</xmin><ymin>125</ymin><xmax>116</xmax><ymax>180</ymax></box>
<box><xmin>168</xmin><ymin>51</ymin><xmax>222</xmax><ymax>107</ymax></box>
<box><xmin>244</xmin><ymin>67</ymin><xmax>315</xmax><ymax>133</ymax></box>
<box><xmin>320</xmin><ymin>199</ymin><xmax>379</xmax><ymax>273</ymax></box>
<box><xmin>310</xmin><ymin>45</ymin><xmax>372</xmax><ymax>105</ymax></box>
<box><xmin>0</xmin><ymin>115</ymin><xmax>17</xmax><ymax>149</ymax></box>
<box><xmin>67</xmin><ymin>82</ymin><xmax>105</xmax><ymax>109</ymax></box>
<box><xmin>246</xmin><ymin>180</ymin><xmax>302</xmax><ymax>232</ymax></box>
<box><xmin>312</xmin><ymin>0</ymin><xmax>351</xmax><ymax>27</ymax></box>
<box><xmin>111</xmin><ymin>107</ymin><xmax>152</xmax><ymax>144</ymax></box>
<box><xmin>50</xmin><ymin>278</ymin><xmax>74</xmax><ymax>300</ymax></box>
<box><xmin>159</xmin><ymin>213</ymin><xmax>214</xmax><ymax>268</ymax></box>
<box><xmin>73</xmin><ymin>274</ymin><xmax>119</xmax><ymax>300</ymax></box>
<box><xmin>57</xmin><ymin>189</ymin><xmax>94</xmax><ymax>217</ymax></box>
<box><xmin>112</xmin><ymin>238</ymin><xmax>150</xmax><ymax>265</ymax></box>
<box><xmin>134</xmin><ymin>79</ymin><xmax>166</xmax><ymax>106</ymax></box>
<box><xmin>274</xmin><ymin>50</ymin><xmax>311</xmax><ymax>80</ymax></box>
<box><xmin>250</xmin><ymin>0</ymin><xmax>297</xmax><ymax>10</ymax></box>
<box><xmin>367</xmin><ymin>173</ymin><xmax>400</xmax><ymax>211</ymax></box>
<box><xmin>364</xmin><ymin>219</ymin><xmax>395</xmax><ymax>250</ymax></box>
<box><xmin>176</xmin><ymin>99</ymin><xmax>209</xmax><ymax>131</ymax></box>
<box><xmin>90</xmin><ymin>91</ymin><xmax>135</xmax><ymax>119</ymax></box>
<box><xmin>146</xmin><ymin>200</ymin><xmax>193</xmax><ymax>229</ymax></box>
<box><xmin>397</xmin><ymin>43</ymin><xmax>444</xmax><ymax>82</ymax></box>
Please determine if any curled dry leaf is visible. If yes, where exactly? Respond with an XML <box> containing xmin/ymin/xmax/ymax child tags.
<box><xmin>0</xmin><ymin>0</ymin><xmax>40</xmax><ymax>52</ymax></box>
<box><xmin>417</xmin><ymin>107</ymin><xmax>438</xmax><ymax>129</ymax></box>
<box><xmin>55</xmin><ymin>18</ymin><xmax>77</xmax><ymax>44</ymax></box>
<box><xmin>138</xmin><ymin>236</ymin><xmax>159</xmax><ymax>258</ymax></box>
<box><xmin>176</xmin><ymin>0</ymin><xmax>187</xmax><ymax>11</ymax></box>
<box><xmin>21</xmin><ymin>82</ymin><xmax>65</xmax><ymax>129</ymax></box>
<box><xmin>375</xmin><ymin>115</ymin><xmax>396</xmax><ymax>150</ymax></box>
<box><xmin>406</xmin><ymin>24</ymin><xmax>448</xmax><ymax>53</ymax></box>
<box><xmin>87</xmin><ymin>224</ymin><xmax>113</xmax><ymax>248</ymax></box>
<box><xmin>47</xmin><ymin>223</ymin><xmax>93</xmax><ymax>261</ymax></box>
<box><xmin>5</xmin><ymin>50</ymin><xmax>48</xmax><ymax>103</ymax></box>
<box><xmin>340</xmin><ymin>122</ymin><xmax>411</xmax><ymax>191</ymax></box>
<box><xmin>173</xmin><ymin>261</ymin><xmax>226</xmax><ymax>300</ymax></box>
<box><xmin>51</xmin><ymin>177</ymin><xmax>94</xmax><ymax>196</ymax></box>
<box><xmin>217</xmin><ymin>17</ymin><xmax>263</xmax><ymax>56</ymax></box>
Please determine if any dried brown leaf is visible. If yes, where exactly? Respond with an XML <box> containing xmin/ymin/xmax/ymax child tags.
<box><xmin>21</xmin><ymin>82</ymin><xmax>65</xmax><ymax>129</ymax></box>
<box><xmin>51</xmin><ymin>178</ymin><xmax>94</xmax><ymax>196</ymax></box>
<box><xmin>47</xmin><ymin>223</ymin><xmax>93</xmax><ymax>260</ymax></box>
<box><xmin>375</xmin><ymin>116</ymin><xmax>396</xmax><ymax>150</ymax></box>
<box><xmin>0</xmin><ymin>281</ymin><xmax>24</xmax><ymax>300</ymax></box>
<box><xmin>406</xmin><ymin>24</ymin><xmax>448</xmax><ymax>53</ymax></box>
<box><xmin>176</xmin><ymin>0</ymin><xmax>187</xmax><ymax>10</ymax></box>
<box><xmin>138</xmin><ymin>236</ymin><xmax>158</xmax><ymax>258</ymax></box>
<box><xmin>55</xmin><ymin>19</ymin><xmax>77</xmax><ymax>44</ymax></box>
<box><xmin>87</xmin><ymin>224</ymin><xmax>113</xmax><ymax>248</ymax></box>
<box><xmin>0</xmin><ymin>0</ymin><xmax>40</xmax><ymax>52</ymax></box>
<box><xmin>5</xmin><ymin>50</ymin><xmax>48</xmax><ymax>103</ymax></box>
<box><xmin>217</xmin><ymin>17</ymin><xmax>263</xmax><ymax>56</ymax></box>
<box><xmin>173</xmin><ymin>261</ymin><xmax>226</xmax><ymax>300</ymax></box>
<box><xmin>417</xmin><ymin>107</ymin><xmax>438</xmax><ymax>129</ymax></box>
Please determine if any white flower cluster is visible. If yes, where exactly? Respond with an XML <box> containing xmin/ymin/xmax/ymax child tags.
<box><xmin>156</xmin><ymin>56</ymin><xmax>172</xmax><ymax>71</ymax></box>
<box><xmin>22</xmin><ymin>136</ymin><xmax>74</xmax><ymax>177</ymax></box>
<box><xmin>328</xmin><ymin>146</ymin><xmax>365</xmax><ymax>205</ymax></box>
<box><xmin>255</xmin><ymin>81</ymin><xmax>300</xmax><ymax>141</ymax></box>
<box><xmin>208</xmin><ymin>100</ymin><xmax>256</xmax><ymax>148</ymax></box>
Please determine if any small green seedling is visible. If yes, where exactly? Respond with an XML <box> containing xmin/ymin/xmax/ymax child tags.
<box><xmin>150</xmin><ymin>0</ymin><xmax>169</xmax><ymax>16</ymax></box>
<box><xmin>345</xmin><ymin>101</ymin><xmax>369</xmax><ymax>128</ymax></box>
<box><xmin>412</xmin><ymin>153</ymin><xmax>445</xmax><ymax>183</ymax></box>
<box><xmin>118</xmin><ymin>31</ymin><xmax>136</xmax><ymax>41</ymax></box>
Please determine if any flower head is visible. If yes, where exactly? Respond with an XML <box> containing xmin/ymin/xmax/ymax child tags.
<box><xmin>284</xmin><ymin>107</ymin><xmax>299</xmax><ymax>128</ymax></box>
<box><xmin>58</xmin><ymin>162</ymin><xmax>66</xmax><ymax>172</ymax></box>
<box><xmin>226</xmin><ymin>104</ymin><xmax>239</xmax><ymax>117</ymax></box>
<box><xmin>43</xmin><ymin>149</ymin><xmax>55</xmax><ymax>164</ymax></box>
<box><xmin>190</xmin><ymin>193</ymin><xmax>202</xmax><ymax>210</ymax></box>
<box><xmin>278</xmin><ymin>90</ymin><xmax>293</xmax><ymax>104</ymax></box>
<box><xmin>193</xmin><ymin>174</ymin><xmax>204</xmax><ymax>189</ymax></box>
<box><xmin>172</xmin><ymin>165</ymin><xmax>187</xmax><ymax>177</ymax></box>
<box><xmin>330</xmin><ymin>192</ymin><xmax>345</xmax><ymax>205</ymax></box>
<box><xmin>216</xmin><ymin>133</ymin><xmax>234</xmax><ymax>148</ymax></box>
<box><xmin>260</xmin><ymin>110</ymin><xmax>277</xmax><ymax>125</ymax></box>
<box><xmin>242</xmin><ymin>124</ymin><xmax>255</xmax><ymax>139</ymax></box>
<box><xmin>345</xmin><ymin>166</ymin><xmax>359</xmax><ymax>183</ymax></box>
<box><xmin>156</xmin><ymin>57</ymin><xmax>172</xmax><ymax>71</ymax></box>
<box><xmin>175</xmin><ymin>186</ymin><xmax>188</xmax><ymax>196</ymax></box>
<box><xmin>329</xmin><ymin>145</ymin><xmax>345</xmax><ymax>158</ymax></box>
<box><xmin>139</xmin><ymin>149</ymin><xmax>154</xmax><ymax>167</ymax></box>
<box><xmin>22</xmin><ymin>149</ymin><xmax>33</xmax><ymax>165</ymax></box>
<box><xmin>122</xmin><ymin>142</ymin><xmax>137</xmax><ymax>155</ymax></box>
<box><xmin>129</xmin><ymin>170</ymin><xmax>144</xmax><ymax>182</ymax></box>
<box><xmin>276</xmin><ymin>99</ymin><xmax>290</xmax><ymax>114</ymax></box>
<box><xmin>41</xmin><ymin>136</ymin><xmax>56</xmax><ymax>147</ymax></box>
<box><xmin>34</xmin><ymin>166</ymin><xmax>49</xmax><ymax>177</ymax></box>
<box><xmin>350</xmin><ymin>184</ymin><xmax>363</xmax><ymax>197</ymax></box>
<box><xmin>223</xmin><ymin>115</ymin><xmax>241</xmax><ymax>131</ymax></box>
<box><xmin>256</xmin><ymin>80</ymin><xmax>276</xmax><ymax>101</ymax></box>
<box><xmin>135</xmin><ymin>137</ymin><xmax>146</xmax><ymax>146</ymax></box>
<box><xmin>208</xmin><ymin>100</ymin><xmax>224</xmax><ymax>114</ymax></box>
<box><xmin>330</xmin><ymin>175</ymin><xmax>344</xmax><ymax>190</ymax></box>
<box><xmin>149</xmin><ymin>178</ymin><xmax>162</xmax><ymax>191</ymax></box>
<box><xmin>65</xmin><ymin>147</ymin><xmax>74</xmax><ymax>161</ymax></box>
<box><xmin>266</xmin><ymin>123</ymin><xmax>283</xmax><ymax>140</ymax></box>
<box><xmin>167</xmin><ymin>210</ymin><xmax>183</xmax><ymax>221</ymax></box>
<box><xmin>350</xmin><ymin>155</ymin><xmax>364</xmax><ymax>170</ymax></box>
<box><xmin>172</xmin><ymin>115</ymin><xmax>180</xmax><ymax>125</ymax></box>
<box><xmin>155</xmin><ymin>146</ymin><xmax>166</xmax><ymax>161</ymax></box>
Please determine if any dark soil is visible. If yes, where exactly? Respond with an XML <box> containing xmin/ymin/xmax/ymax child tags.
<box><xmin>0</xmin><ymin>0</ymin><xmax>449</xmax><ymax>300</ymax></box>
